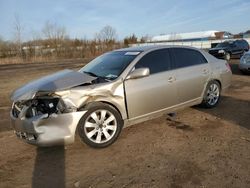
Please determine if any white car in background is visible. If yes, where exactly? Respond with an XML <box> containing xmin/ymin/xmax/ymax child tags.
<box><xmin>239</xmin><ymin>51</ymin><xmax>250</xmax><ymax>74</ymax></box>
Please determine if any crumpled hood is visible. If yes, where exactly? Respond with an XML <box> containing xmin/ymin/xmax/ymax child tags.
<box><xmin>11</xmin><ymin>69</ymin><xmax>96</xmax><ymax>102</ymax></box>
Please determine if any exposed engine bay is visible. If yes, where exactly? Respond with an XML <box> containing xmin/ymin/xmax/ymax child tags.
<box><xmin>12</xmin><ymin>96</ymin><xmax>66</xmax><ymax>119</ymax></box>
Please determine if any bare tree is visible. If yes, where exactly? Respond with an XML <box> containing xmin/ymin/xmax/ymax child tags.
<box><xmin>13</xmin><ymin>14</ymin><xmax>23</xmax><ymax>57</ymax></box>
<box><xmin>140</xmin><ymin>35</ymin><xmax>150</xmax><ymax>43</ymax></box>
<box><xmin>42</xmin><ymin>21</ymin><xmax>67</xmax><ymax>42</ymax></box>
<box><xmin>97</xmin><ymin>25</ymin><xmax>117</xmax><ymax>42</ymax></box>
<box><xmin>96</xmin><ymin>25</ymin><xmax>117</xmax><ymax>51</ymax></box>
<box><xmin>124</xmin><ymin>34</ymin><xmax>137</xmax><ymax>46</ymax></box>
<box><xmin>42</xmin><ymin>21</ymin><xmax>67</xmax><ymax>57</ymax></box>
<box><xmin>0</xmin><ymin>36</ymin><xmax>5</xmax><ymax>57</ymax></box>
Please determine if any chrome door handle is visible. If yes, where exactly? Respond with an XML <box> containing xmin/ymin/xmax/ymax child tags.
<box><xmin>168</xmin><ymin>76</ymin><xmax>175</xmax><ymax>83</ymax></box>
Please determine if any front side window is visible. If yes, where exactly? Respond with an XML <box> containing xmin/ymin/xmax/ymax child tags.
<box><xmin>171</xmin><ymin>48</ymin><xmax>207</xmax><ymax>69</ymax></box>
<box><xmin>216</xmin><ymin>42</ymin><xmax>230</xmax><ymax>48</ymax></box>
<box><xmin>135</xmin><ymin>49</ymin><xmax>171</xmax><ymax>74</ymax></box>
<box><xmin>80</xmin><ymin>51</ymin><xmax>140</xmax><ymax>80</ymax></box>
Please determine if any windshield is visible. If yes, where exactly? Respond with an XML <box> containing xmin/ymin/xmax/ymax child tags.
<box><xmin>216</xmin><ymin>42</ymin><xmax>234</xmax><ymax>48</ymax></box>
<box><xmin>79</xmin><ymin>51</ymin><xmax>140</xmax><ymax>80</ymax></box>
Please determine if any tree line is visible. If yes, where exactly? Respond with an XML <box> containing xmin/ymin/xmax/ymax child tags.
<box><xmin>0</xmin><ymin>19</ymin><xmax>148</xmax><ymax>64</ymax></box>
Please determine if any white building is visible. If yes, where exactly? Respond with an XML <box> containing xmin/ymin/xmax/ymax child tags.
<box><xmin>149</xmin><ymin>30</ymin><xmax>232</xmax><ymax>42</ymax></box>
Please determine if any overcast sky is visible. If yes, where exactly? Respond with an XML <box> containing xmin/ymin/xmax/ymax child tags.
<box><xmin>0</xmin><ymin>0</ymin><xmax>250</xmax><ymax>41</ymax></box>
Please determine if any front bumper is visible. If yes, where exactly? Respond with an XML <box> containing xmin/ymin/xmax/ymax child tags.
<box><xmin>10</xmin><ymin>110</ymin><xmax>86</xmax><ymax>146</ymax></box>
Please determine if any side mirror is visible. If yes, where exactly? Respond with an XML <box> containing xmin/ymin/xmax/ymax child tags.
<box><xmin>126</xmin><ymin>68</ymin><xmax>150</xmax><ymax>80</ymax></box>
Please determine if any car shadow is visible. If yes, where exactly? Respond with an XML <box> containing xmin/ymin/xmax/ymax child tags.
<box><xmin>228</xmin><ymin>59</ymin><xmax>250</xmax><ymax>76</ymax></box>
<box><xmin>229</xmin><ymin>62</ymin><xmax>243</xmax><ymax>75</ymax></box>
<box><xmin>32</xmin><ymin>146</ymin><xmax>65</xmax><ymax>188</ymax></box>
<box><xmin>195</xmin><ymin>96</ymin><xmax>250</xmax><ymax>130</ymax></box>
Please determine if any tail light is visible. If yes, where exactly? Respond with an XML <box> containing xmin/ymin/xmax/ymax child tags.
<box><xmin>225</xmin><ymin>62</ymin><xmax>231</xmax><ymax>72</ymax></box>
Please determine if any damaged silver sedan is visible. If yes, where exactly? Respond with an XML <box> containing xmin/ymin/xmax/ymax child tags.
<box><xmin>10</xmin><ymin>46</ymin><xmax>232</xmax><ymax>148</ymax></box>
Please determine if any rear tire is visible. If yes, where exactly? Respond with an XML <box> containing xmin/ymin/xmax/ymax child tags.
<box><xmin>200</xmin><ymin>80</ymin><xmax>221</xmax><ymax>108</ymax></box>
<box><xmin>77</xmin><ymin>103</ymin><xmax>123</xmax><ymax>148</ymax></box>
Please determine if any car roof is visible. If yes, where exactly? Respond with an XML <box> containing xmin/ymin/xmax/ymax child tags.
<box><xmin>115</xmin><ymin>45</ymin><xmax>200</xmax><ymax>52</ymax></box>
<box><xmin>223</xmin><ymin>39</ymin><xmax>247</xmax><ymax>43</ymax></box>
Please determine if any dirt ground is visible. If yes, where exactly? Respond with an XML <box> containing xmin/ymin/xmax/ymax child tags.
<box><xmin>0</xmin><ymin>59</ymin><xmax>250</xmax><ymax>188</ymax></box>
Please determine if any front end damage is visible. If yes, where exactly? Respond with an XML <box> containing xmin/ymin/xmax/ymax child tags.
<box><xmin>10</xmin><ymin>69</ymin><xmax>126</xmax><ymax>146</ymax></box>
<box><xmin>11</xmin><ymin>94</ymin><xmax>86</xmax><ymax>146</ymax></box>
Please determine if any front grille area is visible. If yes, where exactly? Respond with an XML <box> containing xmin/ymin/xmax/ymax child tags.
<box><xmin>15</xmin><ymin>131</ymin><xmax>37</xmax><ymax>141</ymax></box>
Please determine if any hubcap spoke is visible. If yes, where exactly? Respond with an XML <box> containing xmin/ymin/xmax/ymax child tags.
<box><xmin>85</xmin><ymin>121</ymin><xmax>97</xmax><ymax>128</ymax></box>
<box><xmin>211</xmin><ymin>98</ymin><xmax>215</xmax><ymax>104</ymax></box>
<box><xmin>106</xmin><ymin>125</ymin><xmax>116</xmax><ymax>131</ymax></box>
<box><xmin>214</xmin><ymin>87</ymin><xmax>218</xmax><ymax>93</ymax></box>
<box><xmin>212</xmin><ymin>84</ymin><xmax>216</xmax><ymax>91</ymax></box>
<box><xmin>87</xmin><ymin>129</ymin><xmax>97</xmax><ymax>138</ymax></box>
<box><xmin>103</xmin><ymin>129</ymin><xmax>111</xmax><ymax>139</ymax></box>
<box><xmin>104</xmin><ymin>115</ymin><xmax>115</xmax><ymax>125</ymax></box>
<box><xmin>100</xmin><ymin>110</ymin><xmax>107</xmax><ymax>122</ymax></box>
<box><xmin>96</xmin><ymin>131</ymin><xmax>102</xmax><ymax>143</ymax></box>
<box><xmin>91</xmin><ymin>112</ymin><xmax>99</xmax><ymax>123</ymax></box>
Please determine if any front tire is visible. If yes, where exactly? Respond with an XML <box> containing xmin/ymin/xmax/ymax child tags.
<box><xmin>201</xmin><ymin>81</ymin><xmax>221</xmax><ymax>108</ymax></box>
<box><xmin>78</xmin><ymin>103</ymin><xmax>123</xmax><ymax>148</ymax></box>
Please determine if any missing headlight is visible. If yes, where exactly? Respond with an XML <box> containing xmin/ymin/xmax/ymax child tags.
<box><xmin>25</xmin><ymin>97</ymin><xmax>66</xmax><ymax>118</ymax></box>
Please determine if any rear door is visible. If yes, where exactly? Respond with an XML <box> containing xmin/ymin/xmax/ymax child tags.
<box><xmin>124</xmin><ymin>49</ymin><xmax>178</xmax><ymax>119</ymax></box>
<box><xmin>170</xmin><ymin>48</ymin><xmax>210</xmax><ymax>104</ymax></box>
<box><xmin>235</xmin><ymin>40</ymin><xmax>247</xmax><ymax>54</ymax></box>
<box><xmin>231</xmin><ymin>41</ymin><xmax>243</xmax><ymax>55</ymax></box>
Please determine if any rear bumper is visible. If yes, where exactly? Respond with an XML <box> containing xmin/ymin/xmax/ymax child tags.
<box><xmin>10</xmin><ymin>110</ymin><xmax>86</xmax><ymax>146</ymax></box>
<box><xmin>220</xmin><ymin>69</ymin><xmax>232</xmax><ymax>94</ymax></box>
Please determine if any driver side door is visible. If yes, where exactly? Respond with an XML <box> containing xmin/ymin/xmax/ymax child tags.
<box><xmin>124</xmin><ymin>49</ymin><xmax>178</xmax><ymax>119</ymax></box>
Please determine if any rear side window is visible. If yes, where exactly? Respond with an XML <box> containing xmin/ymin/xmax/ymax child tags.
<box><xmin>171</xmin><ymin>48</ymin><xmax>207</xmax><ymax>69</ymax></box>
<box><xmin>236</xmin><ymin>40</ymin><xmax>249</xmax><ymax>49</ymax></box>
<box><xmin>135</xmin><ymin>49</ymin><xmax>171</xmax><ymax>74</ymax></box>
<box><xmin>235</xmin><ymin>41</ymin><xmax>243</xmax><ymax>48</ymax></box>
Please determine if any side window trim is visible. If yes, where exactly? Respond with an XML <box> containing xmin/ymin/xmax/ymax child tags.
<box><xmin>170</xmin><ymin>48</ymin><xmax>208</xmax><ymax>70</ymax></box>
<box><xmin>134</xmin><ymin>48</ymin><xmax>172</xmax><ymax>75</ymax></box>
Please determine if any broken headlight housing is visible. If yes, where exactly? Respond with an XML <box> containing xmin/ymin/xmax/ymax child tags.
<box><xmin>12</xmin><ymin>94</ymin><xmax>67</xmax><ymax>118</ymax></box>
<box><xmin>25</xmin><ymin>97</ymin><xmax>61</xmax><ymax>118</ymax></box>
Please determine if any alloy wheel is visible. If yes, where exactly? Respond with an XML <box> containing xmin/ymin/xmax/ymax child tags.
<box><xmin>206</xmin><ymin>83</ymin><xmax>220</xmax><ymax>106</ymax></box>
<box><xmin>83</xmin><ymin>109</ymin><xmax>117</xmax><ymax>144</ymax></box>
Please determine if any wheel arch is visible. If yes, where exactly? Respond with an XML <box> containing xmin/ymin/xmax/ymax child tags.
<box><xmin>201</xmin><ymin>78</ymin><xmax>221</xmax><ymax>99</ymax></box>
<box><xmin>79</xmin><ymin>101</ymin><xmax>124</xmax><ymax>120</ymax></box>
<box><xmin>200</xmin><ymin>79</ymin><xmax>221</xmax><ymax>108</ymax></box>
<box><xmin>212</xmin><ymin>79</ymin><xmax>222</xmax><ymax>90</ymax></box>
